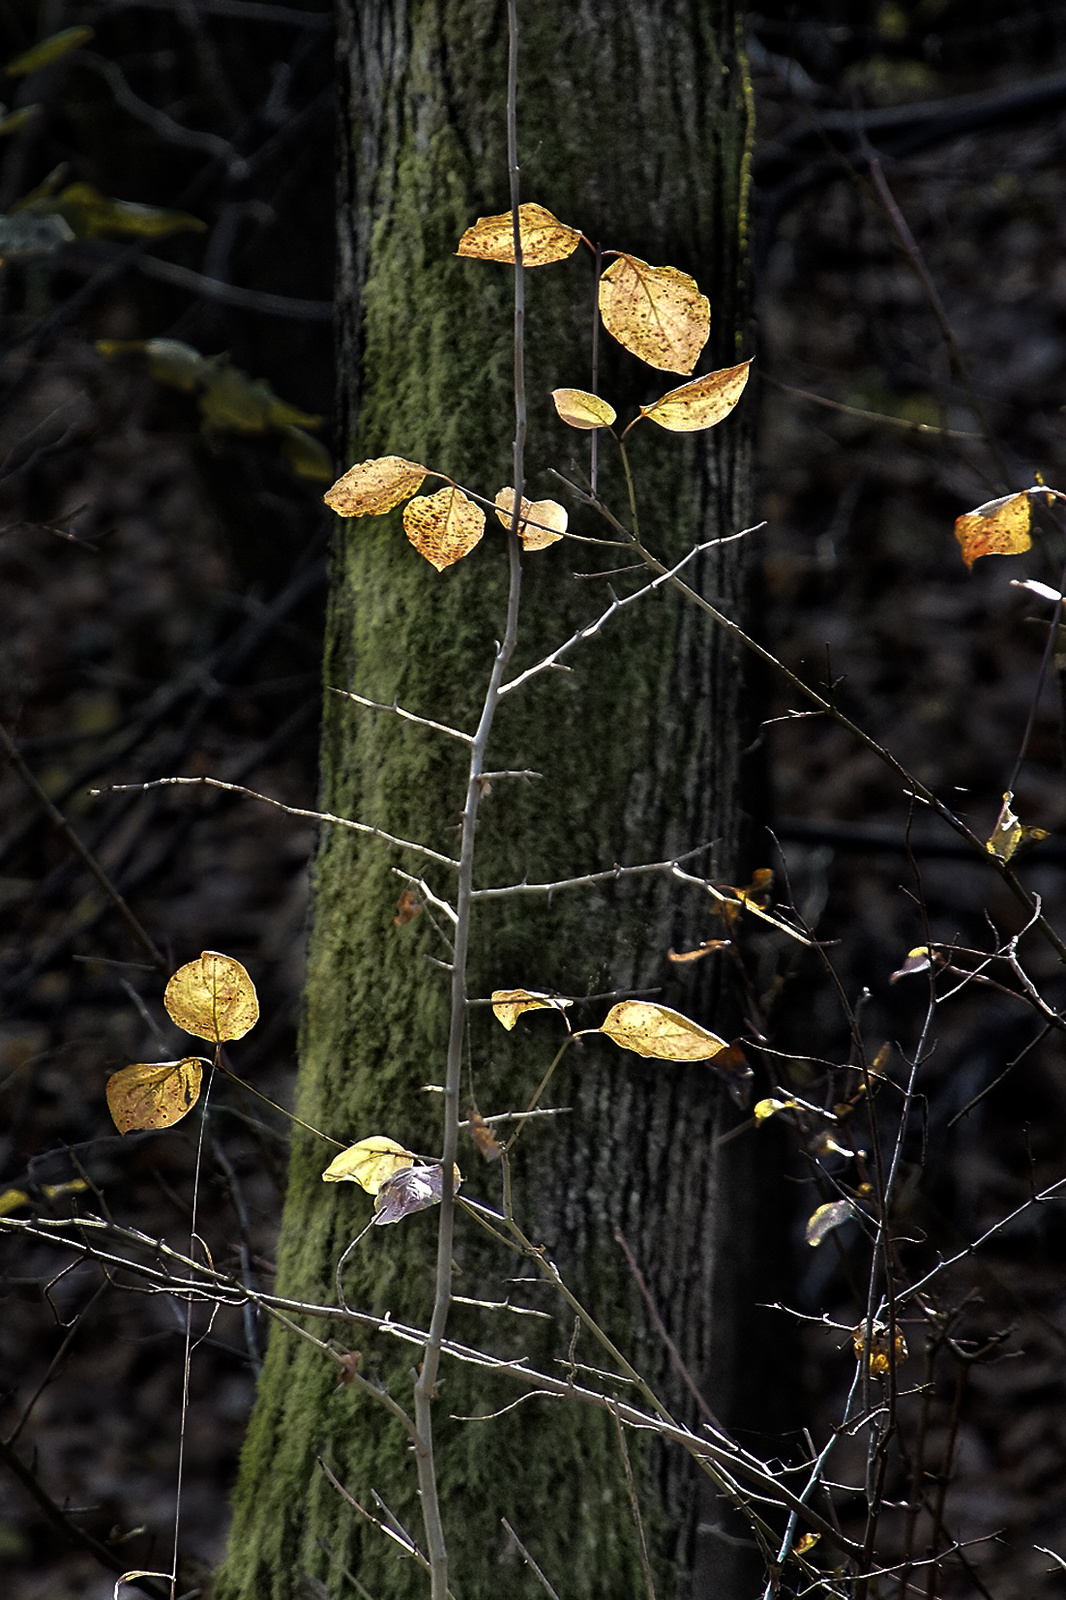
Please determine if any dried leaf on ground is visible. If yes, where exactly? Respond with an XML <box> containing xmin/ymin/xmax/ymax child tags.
<box><xmin>106</xmin><ymin>1058</ymin><xmax>203</xmax><ymax>1134</ymax></box>
<box><xmin>325</xmin><ymin>455</ymin><xmax>429</xmax><ymax>517</ymax></box>
<box><xmin>598</xmin><ymin>254</ymin><xmax>709</xmax><ymax>373</ymax></box>
<box><xmin>639</xmin><ymin>360</ymin><xmax>751</xmax><ymax>433</ymax></box>
<box><xmin>456</xmin><ymin>202</ymin><xmax>581</xmax><ymax>266</ymax></box>
<box><xmin>599</xmin><ymin>1000</ymin><xmax>726</xmax><ymax>1061</ymax></box>
<box><xmin>322</xmin><ymin>1136</ymin><xmax>415</xmax><ymax>1195</ymax></box>
<box><xmin>494</xmin><ymin>488</ymin><xmax>567</xmax><ymax>549</ymax></box>
<box><xmin>404</xmin><ymin>486</ymin><xmax>485</xmax><ymax>570</ymax></box>
<box><xmin>164</xmin><ymin>951</ymin><xmax>259</xmax><ymax>1043</ymax></box>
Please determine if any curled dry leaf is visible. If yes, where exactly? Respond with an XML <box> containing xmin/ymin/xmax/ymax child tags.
<box><xmin>667</xmin><ymin>938</ymin><xmax>731</xmax><ymax>964</ymax></box>
<box><xmin>599</xmin><ymin>1000</ymin><xmax>726</xmax><ymax>1062</ymax></box>
<box><xmin>324</xmin><ymin>455</ymin><xmax>429</xmax><ymax>518</ymax></box>
<box><xmin>468</xmin><ymin>1105</ymin><xmax>504</xmax><ymax>1162</ymax></box>
<box><xmin>456</xmin><ymin>202</ymin><xmax>581</xmax><ymax>266</ymax></box>
<box><xmin>550</xmin><ymin>388</ymin><xmax>617</xmax><ymax>430</ymax></box>
<box><xmin>852</xmin><ymin>1320</ymin><xmax>908</xmax><ymax>1376</ymax></box>
<box><xmin>106</xmin><ymin>1058</ymin><xmax>203</xmax><ymax>1135</ymax></box>
<box><xmin>805</xmin><ymin>1199</ymin><xmax>856</xmax><ymax>1248</ymax></box>
<box><xmin>984</xmin><ymin>789</ymin><xmax>1048</xmax><ymax>862</ymax></box>
<box><xmin>491</xmin><ymin>989</ymin><xmax>573</xmax><ymax>1030</ymax></box>
<box><xmin>494</xmin><ymin>488</ymin><xmax>567</xmax><ymax>550</ymax></box>
<box><xmin>164</xmin><ymin>952</ymin><xmax>259</xmax><ymax>1044</ymax></box>
<box><xmin>403</xmin><ymin>486</ymin><xmax>485</xmax><ymax>571</ymax></box>
<box><xmin>393</xmin><ymin>889</ymin><xmax>423</xmax><ymax>926</ymax></box>
<box><xmin>598</xmin><ymin>254</ymin><xmax>710</xmax><ymax>374</ymax></box>
<box><xmin>639</xmin><ymin>360</ymin><xmax>751</xmax><ymax>433</ymax></box>
<box><xmin>954</xmin><ymin>489</ymin><xmax>1034</xmax><ymax>570</ymax></box>
<box><xmin>375</xmin><ymin>1165</ymin><xmax>446</xmax><ymax>1224</ymax></box>
<box><xmin>754</xmin><ymin>1097</ymin><xmax>799</xmax><ymax>1124</ymax></box>
<box><xmin>322</xmin><ymin>1136</ymin><xmax>415</xmax><ymax>1195</ymax></box>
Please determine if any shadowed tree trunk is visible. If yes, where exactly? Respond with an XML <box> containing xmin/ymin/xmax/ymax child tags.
<box><xmin>214</xmin><ymin>3</ymin><xmax>770</xmax><ymax>1597</ymax></box>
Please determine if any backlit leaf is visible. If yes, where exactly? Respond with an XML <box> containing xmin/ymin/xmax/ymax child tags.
<box><xmin>106</xmin><ymin>1058</ymin><xmax>203</xmax><ymax>1134</ymax></box>
<box><xmin>491</xmin><ymin>989</ymin><xmax>572</xmax><ymax>1030</ymax></box>
<box><xmin>599</xmin><ymin>1000</ymin><xmax>726</xmax><ymax>1061</ymax></box>
<box><xmin>374</xmin><ymin>1164</ymin><xmax>455</xmax><ymax>1224</ymax></box>
<box><xmin>403</xmin><ymin>486</ymin><xmax>485</xmax><ymax>571</ymax></box>
<box><xmin>598</xmin><ymin>254</ymin><xmax>709</xmax><ymax>374</ymax></box>
<box><xmin>468</xmin><ymin>1106</ymin><xmax>504</xmax><ymax>1162</ymax></box>
<box><xmin>0</xmin><ymin>1188</ymin><xmax>29</xmax><ymax>1216</ymax></box>
<box><xmin>852</xmin><ymin>1320</ymin><xmax>908</xmax><ymax>1376</ymax></box>
<box><xmin>456</xmin><ymin>202</ymin><xmax>580</xmax><ymax>267</ymax></box>
<box><xmin>754</xmin><ymin>1097</ymin><xmax>798</xmax><ymax>1124</ymax></box>
<box><xmin>19</xmin><ymin>181</ymin><xmax>205</xmax><ymax>239</ymax></box>
<box><xmin>550</xmin><ymin>388</ymin><xmax>617</xmax><ymax>430</ymax></box>
<box><xmin>984</xmin><ymin>790</ymin><xmax>1047</xmax><ymax>862</ymax></box>
<box><xmin>494</xmin><ymin>488</ymin><xmax>567</xmax><ymax>550</ymax></box>
<box><xmin>322</xmin><ymin>1136</ymin><xmax>414</xmax><ymax>1195</ymax></box>
<box><xmin>805</xmin><ymin>1199</ymin><xmax>856</xmax><ymax>1248</ymax></box>
<box><xmin>639</xmin><ymin>360</ymin><xmax>751</xmax><ymax>433</ymax></box>
<box><xmin>5</xmin><ymin>27</ymin><xmax>94</xmax><ymax>76</ymax></box>
<box><xmin>281</xmin><ymin>426</ymin><xmax>334</xmax><ymax>481</ymax></box>
<box><xmin>954</xmin><ymin>490</ymin><xmax>1033</xmax><ymax>570</ymax></box>
<box><xmin>324</xmin><ymin>456</ymin><xmax>429</xmax><ymax>517</ymax></box>
<box><xmin>164</xmin><ymin>951</ymin><xmax>259</xmax><ymax>1043</ymax></box>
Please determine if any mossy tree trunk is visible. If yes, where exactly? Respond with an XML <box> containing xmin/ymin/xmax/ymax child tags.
<box><xmin>214</xmin><ymin>4</ymin><xmax>768</xmax><ymax>1598</ymax></box>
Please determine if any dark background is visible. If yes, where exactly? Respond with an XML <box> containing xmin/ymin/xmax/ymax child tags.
<box><xmin>2</xmin><ymin>1</ymin><xmax>1066</xmax><ymax>1595</ymax></box>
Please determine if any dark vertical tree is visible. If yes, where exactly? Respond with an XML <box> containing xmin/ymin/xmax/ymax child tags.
<box><xmin>214</xmin><ymin>4</ymin><xmax>763</xmax><ymax>1596</ymax></box>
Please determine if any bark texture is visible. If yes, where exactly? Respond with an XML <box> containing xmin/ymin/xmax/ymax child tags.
<box><xmin>215</xmin><ymin>3</ymin><xmax>763</xmax><ymax>1597</ymax></box>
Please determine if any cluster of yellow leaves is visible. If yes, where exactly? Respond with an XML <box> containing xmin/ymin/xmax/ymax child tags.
<box><xmin>106</xmin><ymin>953</ymin><xmax>258</xmax><ymax>1135</ymax></box>
<box><xmin>491</xmin><ymin>990</ymin><xmax>726</xmax><ymax>1062</ymax></box>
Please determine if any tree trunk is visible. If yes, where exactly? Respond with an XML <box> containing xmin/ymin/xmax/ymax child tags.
<box><xmin>214</xmin><ymin>3</ymin><xmax>761</xmax><ymax>1597</ymax></box>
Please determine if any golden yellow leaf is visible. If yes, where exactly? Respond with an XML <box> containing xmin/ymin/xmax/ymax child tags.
<box><xmin>106</xmin><ymin>1059</ymin><xmax>203</xmax><ymax>1135</ymax></box>
<box><xmin>198</xmin><ymin>363</ymin><xmax>321</xmax><ymax>434</ymax></box>
<box><xmin>322</xmin><ymin>1136</ymin><xmax>415</xmax><ymax>1195</ymax></box>
<box><xmin>805</xmin><ymin>1199</ymin><xmax>855</xmax><ymax>1248</ymax></box>
<box><xmin>598</xmin><ymin>254</ymin><xmax>710</xmax><ymax>374</ymax></box>
<box><xmin>852</xmin><ymin>1320</ymin><xmax>908</xmax><ymax>1376</ymax></box>
<box><xmin>639</xmin><ymin>359</ymin><xmax>751</xmax><ymax>433</ymax></box>
<box><xmin>599</xmin><ymin>1000</ymin><xmax>726</xmax><ymax>1061</ymax></box>
<box><xmin>324</xmin><ymin>455</ymin><xmax>429</xmax><ymax>517</ymax></box>
<box><xmin>491</xmin><ymin>989</ymin><xmax>572</xmax><ymax>1030</ymax></box>
<box><xmin>19</xmin><ymin>181</ymin><xmax>205</xmax><ymax>240</ymax></box>
<box><xmin>795</xmin><ymin>1534</ymin><xmax>820</xmax><ymax>1556</ymax></box>
<box><xmin>983</xmin><ymin>790</ymin><xmax>1047</xmax><ymax>862</ymax></box>
<box><xmin>164</xmin><ymin>952</ymin><xmax>259</xmax><ymax>1044</ymax></box>
<box><xmin>754</xmin><ymin>1097</ymin><xmax>798</xmax><ymax>1124</ymax></box>
<box><xmin>403</xmin><ymin>485</ymin><xmax>485</xmax><ymax>570</ymax></box>
<box><xmin>97</xmin><ymin>337</ymin><xmax>213</xmax><ymax>392</ymax></box>
<box><xmin>456</xmin><ymin>202</ymin><xmax>581</xmax><ymax>267</ymax></box>
<box><xmin>5</xmin><ymin>26</ymin><xmax>94</xmax><ymax>76</ymax></box>
<box><xmin>494</xmin><ymin>488</ymin><xmax>567</xmax><ymax>550</ymax></box>
<box><xmin>550</xmin><ymin>388</ymin><xmax>617</xmax><ymax>430</ymax></box>
<box><xmin>40</xmin><ymin>1179</ymin><xmax>88</xmax><ymax>1199</ymax></box>
<box><xmin>0</xmin><ymin>1188</ymin><xmax>29</xmax><ymax>1216</ymax></box>
<box><xmin>954</xmin><ymin>490</ymin><xmax>1033</xmax><ymax>570</ymax></box>
<box><xmin>281</xmin><ymin>426</ymin><xmax>334</xmax><ymax>481</ymax></box>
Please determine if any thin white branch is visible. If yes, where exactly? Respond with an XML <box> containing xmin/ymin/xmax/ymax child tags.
<box><xmin>669</xmin><ymin>863</ymin><xmax>814</xmax><ymax>947</ymax></box>
<box><xmin>390</xmin><ymin>868</ymin><xmax>459</xmax><ymax>926</ymax></box>
<box><xmin>94</xmin><ymin>776</ymin><xmax>459</xmax><ymax>869</ymax></box>
<box><xmin>471</xmin><ymin>842</ymin><xmax>714</xmax><ymax>901</ymax></box>
<box><xmin>330</xmin><ymin>686</ymin><xmax>473</xmax><ymax>746</ymax></box>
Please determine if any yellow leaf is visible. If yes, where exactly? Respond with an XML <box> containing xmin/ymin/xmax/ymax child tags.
<box><xmin>0</xmin><ymin>1188</ymin><xmax>29</xmax><ymax>1216</ymax></box>
<box><xmin>805</xmin><ymin>1199</ymin><xmax>856</xmax><ymax>1248</ymax></box>
<box><xmin>954</xmin><ymin>490</ymin><xmax>1033</xmax><ymax>570</ymax></box>
<box><xmin>639</xmin><ymin>359</ymin><xmax>751</xmax><ymax>433</ymax></box>
<box><xmin>324</xmin><ymin>455</ymin><xmax>429</xmax><ymax>517</ymax></box>
<box><xmin>40</xmin><ymin>1179</ymin><xmax>88</xmax><ymax>1199</ymax></box>
<box><xmin>106</xmin><ymin>1059</ymin><xmax>203</xmax><ymax>1135</ymax></box>
<box><xmin>599</xmin><ymin>1000</ymin><xmax>726</xmax><ymax>1061</ymax></box>
<box><xmin>491</xmin><ymin>988</ymin><xmax>572</xmax><ymax>1030</ymax></box>
<box><xmin>19</xmin><ymin>181</ymin><xmax>205</xmax><ymax>240</ymax></box>
<box><xmin>281</xmin><ymin>426</ymin><xmax>334</xmax><ymax>481</ymax></box>
<box><xmin>164</xmin><ymin>952</ymin><xmax>259</xmax><ymax>1044</ymax></box>
<box><xmin>494</xmin><ymin>488</ymin><xmax>567</xmax><ymax>550</ymax></box>
<box><xmin>550</xmin><ymin>388</ymin><xmax>617</xmax><ymax>430</ymax></box>
<box><xmin>0</xmin><ymin>105</ymin><xmax>42</xmax><ymax>136</ymax></box>
<box><xmin>5</xmin><ymin>26</ymin><xmax>94</xmax><ymax>76</ymax></box>
<box><xmin>852</xmin><ymin>1320</ymin><xmax>908</xmax><ymax>1376</ymax></box>
<box><xmin>198</xmin><ymin>363</ymin><xmax>321</xmax><ymax>434</ymax></box>
<box><xmin>97</xmin><ymin>337</ymin><xmax>213</xmax><ymax>392</ymax></box>
<box><xmin>322</xmin><ymin>1136</ymin><xmax>414</xmax><ymax>1195</ymax></box>
<box><xmin>456</xmin><ymin>202</ymin><xmax>581</xmax><ymax>267</ymax></box>
<box><xmin>598</xmin><ymin>254</ymin><xmax>709</xmax><ymax>374</ymax></box>
<box><xmin>795</xmin><ymin>1533</ymin><xmax>820</xmax><ymax>1556</ymax></box>
<box><xmin>987</xmin><ymin>792</ymin><xmax>1022</xmax><ymax>861</ymax></box>
<box><xmin>403</xmin><ymin>485</ymin><xmax>485</xmax><ymax>571</ymax></box>
<box><xmin>754</xmin><ymin>1097</ymin><xmax>797</xmax><ymax>1124</ymax></box>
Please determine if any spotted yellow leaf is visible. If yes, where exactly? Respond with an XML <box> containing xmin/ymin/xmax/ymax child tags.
<box><xmin>954</xmin><ymin>490</ymin><xmax>1034</xmax><ymax>570</ymax></box>
<box><xmin>598</xmin><ymin>254</ymin><xmax>709</xmax><ymax>374</ymax></box>
<box><xmin>324</xmin><ymin>455</ymin><xmax>429</xmax><ymax>518</ymax></box>
<box><xmin>403</xmin><ymin>485</ymin><xmax>485</xmax><ymax>570</ymax></box>
<box><xmin>551</xmin><ymin>388</ymin><xmax>617</xmax><ymax>430</ymax></box>
<box><xmin>494</xmin><ymin>488</ymin><xmax>567</xmax><ymax>550</ymax></box>
<box><xmin>639</xmin><ymin>360</ymin><xmax>751</xmax><ymax>433</ymax></box>
<box><xmin>456</xmin><ymin>203</ymin><xmax>581</xmax><ymax>266</ymax></box>
<box><xmin>599</xmin><ymin>1000</ymin><xmax>726</xmax><ymax>1061</ymax></box>
<box><xmin>106</xmin><ymin>1058</ymin><xmax>203</xmax><ymax>1135</ymax></box>
<box><xmin>164</xmin><ymin>952</ymin><xmax>259</xmax><ymax>1044</ymax></box>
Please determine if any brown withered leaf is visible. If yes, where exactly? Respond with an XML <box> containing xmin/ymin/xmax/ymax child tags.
<box><xmin>373</xmin><ymin>1163</ymin><xmax>461</xmax><ymax>1225</ymax></box>
<box><xmin>494</xmin><ymin>488</ymin><xmax>567</xmax><ymax>550</ymax></box>
<box><xmin>467</xmin><ymin>1106</ymin><xmax>504</xmax><ymax>1162</ymax></box>
<box><xmin>336</xmin><ymin>1350</ymin><xmax>361</xmax><ymax>1385</ymax></box>
<box><xmin>550</xmin><ymin>388</ymin><xmax>617</xmax><ymax>430</ymax></box>
<box><xmin>456</xmin><ymin>202</ymin><xmax>581</xmax><ymax>266</ymax></box>
<box><xmin>667</xmin><ymin>938</ymin><xmax>732</xmax><ymax>964</ymax></box>
<box><xmin>599</xmin><ymin>1000</ymin><xmax>726</xmax><ymax>1061</ymax></box>
<box><xmin>403</xmin><ymin>486</ymin><xmax>485</xmax><ymax>570</ymax></box>
<box><xmin>712</xmin><ymin>1041</ymin><xmax>754</xmax><ymax>1108</ymax></box>
<box><xmin>639</xmin><ymin>360</ymin><xmax>751</xmax><ymax>433</ymax></box>
<box><xmin>954</xmin><ymin>489</ymin><xmax>1034</xmax><ymax>570</ymax></box>
<box><xmin>393</xmin><ymin>889</ymin><xmax>423</xmax><ymax>927</ymax></box>
<box><xmin>491</xmin><ymin>989</ymin><xmax>572</xmax><ymax>1030</ymax></box>
<box><xmin>598</xmin><ymin>255</ymin><xmax>710</xmax><ymax>374</ymax></box>
<box><xmin>324</xmin><ymin>456</ymin><xmax>429</xmax><ymax>518</ymax></box>
<box><xmin>106</xmin><ymin>1058</ymin><xmax>203</xmax><ymax>1135</ymax></box>
<box><xmin>164</xmin><ymin>952</ymin><xmax>258</xmax><ymax>1044</ymax></box>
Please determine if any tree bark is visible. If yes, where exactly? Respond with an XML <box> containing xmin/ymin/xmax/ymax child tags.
<box><xmin>214</xmin><ymin>3</ymin><xmax>761</xmax><ymax>1597</ymax></box>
